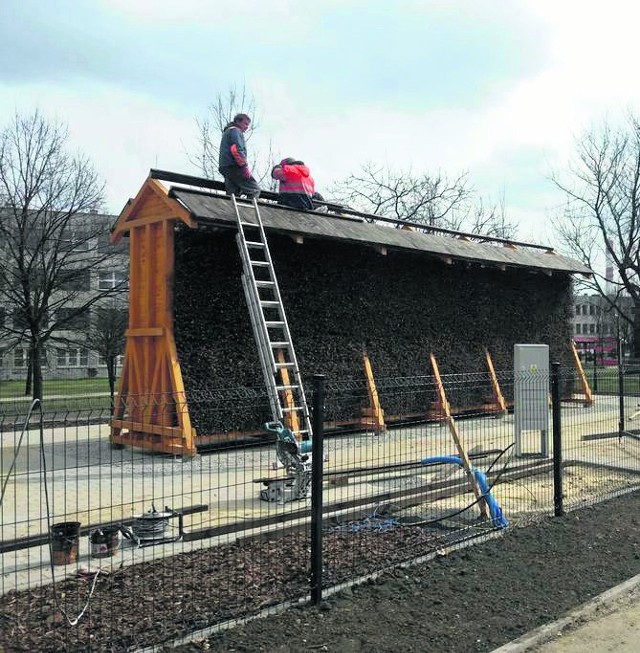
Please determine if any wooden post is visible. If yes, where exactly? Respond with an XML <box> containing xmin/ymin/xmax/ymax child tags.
<box><xmin>485</xmin><ymin>350</ymin><xmax>508</xmax><ymax>416</ymax></box>
<box><xmin>570</xmin><ymin>340</ymin><xmax>594</xmax><ymax>406</ymax></box>
<box><xmin>430</xmin><ymin>353</ymin><xmax>489</xmax><ymax>518</ymax></box>
<box><xmin>362</xmin><ymin>351</ymin><xmax>386</xmax><ymax>433</ymax></box>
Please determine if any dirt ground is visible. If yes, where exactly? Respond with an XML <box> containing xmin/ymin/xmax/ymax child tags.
<box><xmin>172</xmin><ymin>489</ymin><xmax>640</xmax><ymax>653</ymax></box>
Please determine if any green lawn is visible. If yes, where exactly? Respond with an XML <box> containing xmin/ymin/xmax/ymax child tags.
<box><xmin>0</xmin><ymin>377</ymin><xmax>112</xmax><ymax>400</ymax></box>
<box><xmin>585</xmin><ymin>366</ymin><xmax>640</xmax><ymax>395</ymax></box>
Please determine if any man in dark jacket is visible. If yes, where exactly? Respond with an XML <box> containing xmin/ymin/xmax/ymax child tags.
<box><xmin>271</xmin><ymin>157</ymin><xmax>315</xmax><ymax>210</ymax></box>
<box><xmin>218</xmin><ymin>113</ymin><xmax>261</xmax><ymax>199</ymax></box>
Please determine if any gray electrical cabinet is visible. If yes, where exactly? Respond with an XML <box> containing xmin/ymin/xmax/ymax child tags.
<box><xmin>514</xmin><ymin>344</ymin><xmax>549</xmax><ymax>457</ymax></box>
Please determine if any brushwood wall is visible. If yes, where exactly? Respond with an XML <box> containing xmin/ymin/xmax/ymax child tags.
<box><xmin>173</xmin><ymin>228</ymin><xmax>573</xmax><ymax>435</ymax></box>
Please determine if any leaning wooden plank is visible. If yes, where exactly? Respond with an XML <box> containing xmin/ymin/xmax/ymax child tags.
<box><xmin>486</xmin><ymin>349</ymin><xmax>508</xmax><ymax>415</ymax></box>
<box><xmin>363</xmin><ymin>351</ymin><xmax>386</xmax><ymax>433</ymax></box>
<box><xmin>430</xmin><ymin>353</ymin><xmax>489</xmax><ymax>519</ymax></box>
<box><xmin>570</xmin><ymin>340</ymin><xmax>594</xmax><ymax>405</ymax></box>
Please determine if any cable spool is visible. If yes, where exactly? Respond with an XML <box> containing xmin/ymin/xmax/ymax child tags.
<box><xmin>131</xmin><ymin>506</ymin><xmax>174</xmax><ymax>541</ymax></box>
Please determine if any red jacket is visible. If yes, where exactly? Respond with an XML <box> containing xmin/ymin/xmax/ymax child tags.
<box><xmin>271</xmin><ymin>159</ymin><xmax>315</xmax><ymax>209</ymax></box>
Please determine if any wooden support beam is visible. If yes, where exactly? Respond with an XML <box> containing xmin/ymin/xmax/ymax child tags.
<box><xmin>485</xmin><ymin>349</ymin><xmax>508</xmax><ymax>416</ymax></box>
<box><xmin>111</xmin><ymin>420</ymin><xmax>183</xmax><ymax>438</ymax></box>
<box><xmin>126</xmin><ymin>327</ymin><xmax>164</xmax><ymax>337</ymax></box>
<box><xmin>362</xmin><ymin>351</ymin><xmax>386</xmax><ymax>433</ymax></box>
<box><xmin>570</xmin><ymin>340</ymin><xmax>594</xmax><ymax>406</ymax></box>
<box><xmin>429</xmin><ymin>353</ymin><xmax>489</xmax><ymax>518</ymax></box>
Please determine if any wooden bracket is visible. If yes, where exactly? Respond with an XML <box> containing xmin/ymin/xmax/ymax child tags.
<box><xmin>569</xmin><ymin>340</ymin><xmax>594</xmax><ymax>406</ymax></box>
<box><xmin>485</xmin><ymin>350</ymin><xmax>508</xmax><ymax>416</ymax></box>
<box><xmin>362</xmin><ymin>351</ymin><xmax>386</xmax><ymax>433</ymax></box>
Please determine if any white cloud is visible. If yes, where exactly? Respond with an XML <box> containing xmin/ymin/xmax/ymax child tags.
<box><xmin>0</xmin><ymin>81</ymin><xmax>196</xmax><ymax>212</ymax></box>
<box><xmin>2</xmin><ymin>0</ymin><xmax>640</xmax><ymax>246</ymax></box>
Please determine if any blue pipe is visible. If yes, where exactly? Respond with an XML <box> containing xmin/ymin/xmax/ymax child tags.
<box><xmin>421</xmin><ymin>455</ymin><xmax>508</xmax><ymax>528</ymax></box>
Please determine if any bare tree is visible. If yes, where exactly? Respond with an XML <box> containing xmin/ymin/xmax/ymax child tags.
<box><xmin>0</xmin><ymin>110</ymin><xmax>121</xmax><ymax>399</ymax></box>
<box><xmin>552</xmin><ymin>113</ymin><xmax>640</xmax><ymax>355</ymax></box>
<box><xmin>331</xmin><ymin>163</ymin><xmax>517</xmax><ymax>238</ymax></box>
<box><xmin>192</xmin><ymin>84</ymin><xmax>277</xmax><ymax>190</ymax></box>
<box><xmin>85</xmin><ymin>304</ymin><xmax>128</xmax><ymax>410</ymax></box>
<box><xmin>458</xmin><ymin>195</ymin><xmax>518</xmax><ymax>240</ymax></box>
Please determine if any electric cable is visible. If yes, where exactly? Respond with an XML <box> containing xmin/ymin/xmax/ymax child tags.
<box><xmin>0</xmin><ymin>399</ymin><xmax>42</xmax><ymax>507</ymax></box>
<box><xmin>394</xmin><ymin>442</ymin><xmax>516</xmax><ymax>528</ymax></box>
<box><xmin>329</xmin><ymin>443</ymin><xmax>516</xmax><ymax>532</ymax></box>
<box><xmin>34</xmin><ymin>399</ymin><xmax>103</xmax><ymax>627</ymax></box>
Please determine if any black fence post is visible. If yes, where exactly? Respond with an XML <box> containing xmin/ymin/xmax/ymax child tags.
<box><xmin>617</xmin><ymin>329</ymin><xmax>625</xmax><ymax>438</ymax></box>
<box><xmin>310</xmin><ymin>374</ymin><xmax>325</xmax><ymax>606</ymax></box>
<box><xmin>551</xmin><ymin>361</ymin><xmax>564</xmax><ymax>517</ymax></box>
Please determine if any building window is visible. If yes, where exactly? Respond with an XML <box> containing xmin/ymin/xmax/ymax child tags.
<box><xmin>12</xmin><ymin>309</ymin><xmax>48</xmax><ymax>330</ymax></box>
<box><xmin>575</xmin><ymin>305</ymin><xmax>581</xmax><ymax>316</ymax></box>
<box><xmin>14</xmin><ymin>348</ymin><xmax>28</xmax><ymax>368</ymax></box>
<box><xmin>589</xmin><ymin>305</ymin><xmax>595</xmax><ymax>316</ymax></box>
<box><xmin>60</xmin><ymin>269</ymin><xmax>91</xmax><ymax>291</ymax></box>
<box><xmin>56</xmin><ymin>308</ymin><xmax>90</xmax><ymax>331</ymax></box>
<box><xmin>98</xmin><ymin>270</ymin><xmax>128</xmax><ymax>291</ymax></box>
<box><xmin>575</xmin><ymin>324</ymin><xmax>581</xmax><ymax>334</ymax></box>
<box><xmin>56</xmin><ymin>348</ymin><xmax>88</xmax><ymax>368</ymax></box>
<box><xmin>589</xmin><ymin>323</ymin><xmax>596</xmax><ymax>334</ymax></box>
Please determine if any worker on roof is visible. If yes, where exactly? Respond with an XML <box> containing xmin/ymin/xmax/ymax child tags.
<box><xmin>218</xmin><ymin>113</ymin><xmax>261</xmax><ymax>199</ymax></box>
<box><xmin>271</xmin><ymin>158</ymin><xmax>315</xmax><ymax>210</ymax></box>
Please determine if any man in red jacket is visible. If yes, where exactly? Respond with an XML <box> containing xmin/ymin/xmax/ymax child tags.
<box><xmin>271</xmin><ymin>158</ymin><xmax>315</xmax><ymax>210</ymax></box>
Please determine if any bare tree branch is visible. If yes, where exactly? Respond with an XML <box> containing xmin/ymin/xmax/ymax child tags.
<box><xmin>330</xmin><ymin>163</ymin><xmax>517</xmax><ymax>238</ymax></box>
<box><xmin>0</xmin><ymin>109</ymin><xmax>120</xmax><ymax>398</ymax></box>
<box><xmin>552</xmin><ymin>112</ymin><xmax>640</xmax><ymax>353</ymax></box>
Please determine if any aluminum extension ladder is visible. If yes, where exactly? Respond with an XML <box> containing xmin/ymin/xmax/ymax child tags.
<box><xmin>232</xmin><ymin>195</ymin><xmax>313</xmax><ymax>446</ymax></box>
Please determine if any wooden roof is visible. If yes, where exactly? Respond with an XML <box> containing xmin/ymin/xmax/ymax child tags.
<box><xmin>112</xmin><ymin>172</ymin><xmax>592</xmax><ymax>275</ymax></box>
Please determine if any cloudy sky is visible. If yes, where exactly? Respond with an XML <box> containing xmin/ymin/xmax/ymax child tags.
<box><xmin>1</xmin><ymin>0</ymin><xmax>639</xmax><ymax>244</ymax></box>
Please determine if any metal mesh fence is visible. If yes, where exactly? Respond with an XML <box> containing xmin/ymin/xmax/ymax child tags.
<box><xmin>1</xmin><ymin>365</ymin><xmax>639</xmax><ymax>651</ymax></box>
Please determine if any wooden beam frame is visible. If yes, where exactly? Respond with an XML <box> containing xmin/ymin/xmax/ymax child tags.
<box><xmin>110</xmin><ymin>215</ymin><xmax>197</xmax><ymax>457</ymax></box>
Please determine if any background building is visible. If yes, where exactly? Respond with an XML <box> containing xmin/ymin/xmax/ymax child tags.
<box><xmin>571</xmin><ymin>293</ymin><xmax>632</xmax><ymax>364</ymax></box>
<box><xmin>0</xmin><ymin>212</ymin><xmax>128</xmax><ymax>382</ymax></box>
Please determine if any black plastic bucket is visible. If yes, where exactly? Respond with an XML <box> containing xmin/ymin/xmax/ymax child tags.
<box><xmin>50</xmin><ymin>521</ymin><xmax>81</xmax><ymax>565</ymax></box>
<box><xmin>90</xmin><ymin>527</ymin><xmax>120</xmax><ymax>558</ymax></box>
